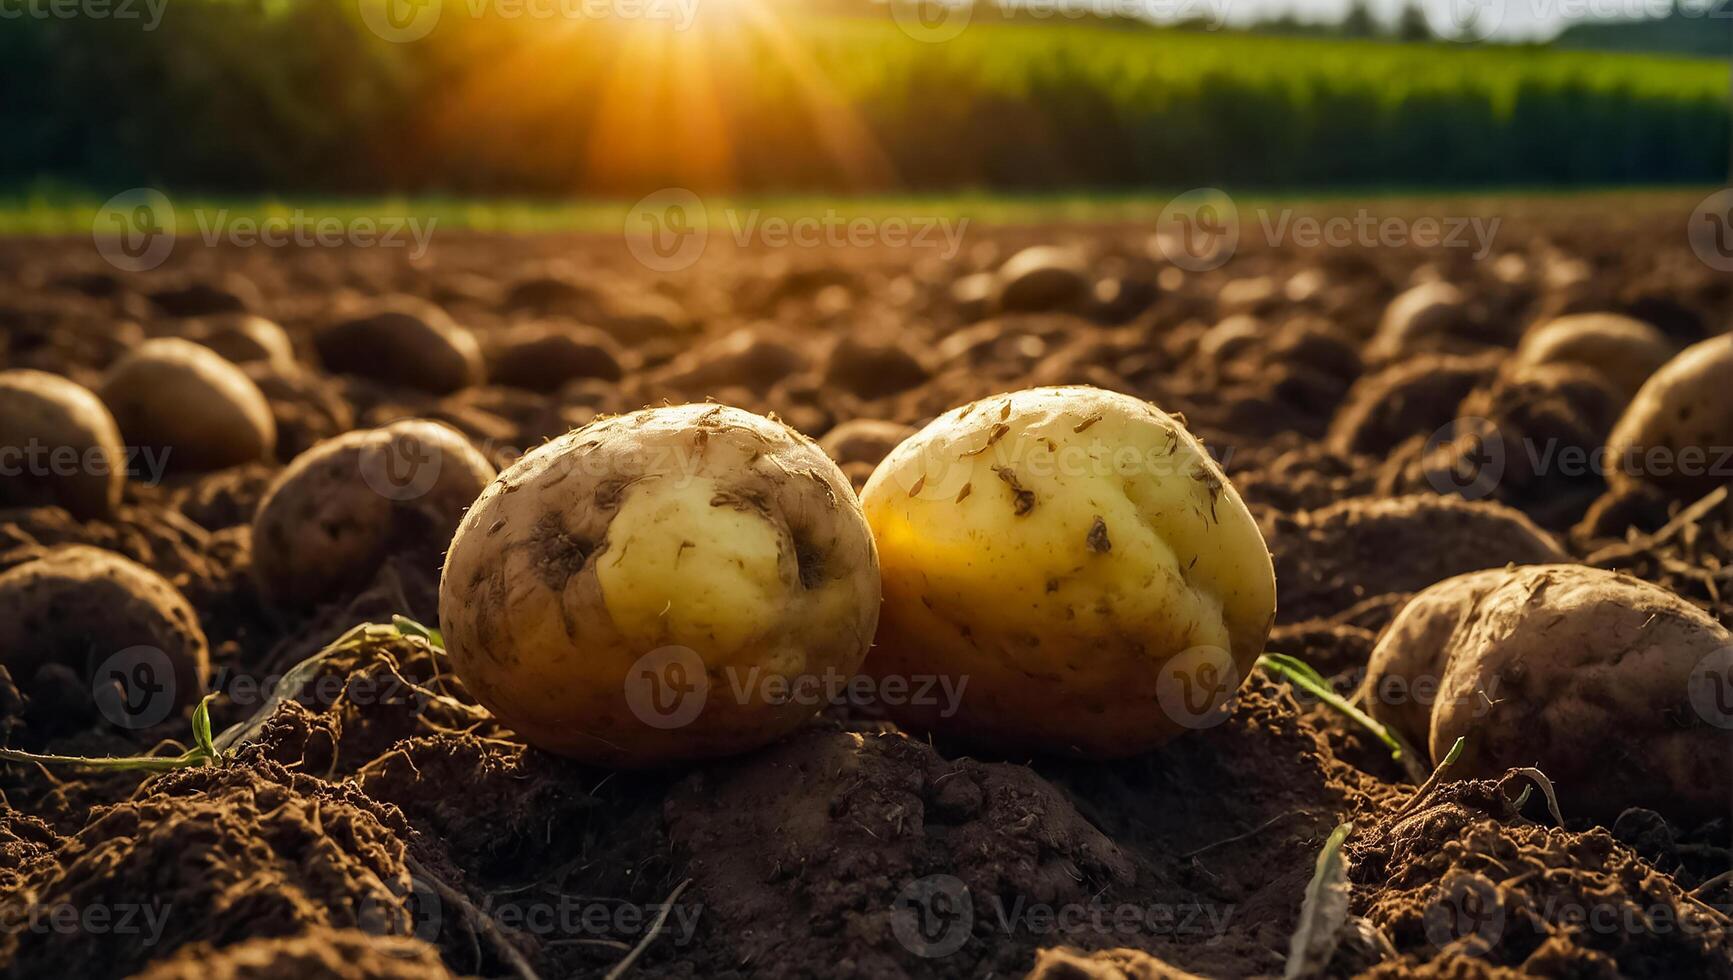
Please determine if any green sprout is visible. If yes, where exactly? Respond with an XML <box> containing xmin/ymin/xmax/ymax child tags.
<box><xmin>0</xmin><ymin>693</ymin><xmax>224</xmax><ymax>773</ymax></box>
<box><xmin>1258</xmin><ymin>653</ymin><xmax>1426</xmax><ymax>782</ymax></box>
<box><xmin>0</xmin><ymin>616</ymin><xmax>448</xmax><ymax>774</ymax></box>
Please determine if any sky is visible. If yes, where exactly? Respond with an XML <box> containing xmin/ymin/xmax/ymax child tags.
<box><xmin>1053</xmin><ymin>0</ymin><xmax>1703</xmax><ymax>40</ymax></box>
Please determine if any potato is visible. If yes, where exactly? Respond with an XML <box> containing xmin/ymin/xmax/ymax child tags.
<box><xmin>994</xmin><ymin>245</ymin><xmax>1090</xmax><ymax>313</ymax></box>
<box><xmin>1267</xmin><ymin>495</ymin><xmax>1568</xmax><ymax>625</ymax></box>
<box><xmin>252</xmin><ymin>420</ymin><xmax>496</xmax><ymax>608</ymax></box>
<box><xmin>822</xmin><ymin>336</ymin><xmax>931</xmax><ymax>401</ymax></box>
<box><xmin>1603</xmin><ymin>334</ymin><xmax>1733</xmax><ymax>501</ymax></box>
<box><xmin>859</xmin><ymin>385</ymin><xmax>1276</xmax><ymax>757</ymax></box>
<box><xmin>1365</xmin><ymin>280</ymin><xmax>1473</xmax><ymax>363</ymax></box>
<box><xmin>1362</xmin><ymin>564</ymin><xmax>1732</xmax><ymax>820</ymax></box>
<box><xmin>0</xmin><ymin>545</ymin><xmax>209</xmax><ymax>730</ymax></box>
<box><xmin>185</xmin><ymin>313</ymin><xmax>296</xmax><ymax>367</ymax></box>
<box><xmin>439</xmin><ymin>404</ymin><xmax>880</xmax><ymax>767</ymax></box>
<box><xmin>1514</xmin><ymin>313</ymin><xmax>1673</xmax><ymax>401</ymax></box>
<box><xmin>315</xmin><ymin>299</ymin><xmax>484</xmax><ymax>394</ymax></box>
<box><xmin>1327</xmin><ymin>351</ymin><xmax>1501</xmax><ymax>457</ymax></box>
<box><xmin>485</xmin><ymin>322</ymin><xmax>625</xmax><ymax>392</ymax></box>
<box><xmin>0</xmin><ymin>370</ymin><xmax>126</xmax><ymax>518</ymax></box>
<box><xmin>98</xmin><ymin>338</ymin><xmax>277</xmax><ymax>472</ymax></box>
<box><xmin>818</xmin><ymin>419</ymin><xmax>917</xmax><ymax>470</ymax></box>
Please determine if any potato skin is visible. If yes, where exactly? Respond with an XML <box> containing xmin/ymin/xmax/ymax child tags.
<box><xmin>0</xmin><ymin>370</ymin><xmax>126</xmax><ymax>518</ymax></box>
<box><xmin>1514</xmin><ymin>313</ymin><xmax>1673</xmax><ymax>401</ymax></box>
<box><xmin>252</xmin><ymin>420</ymin><xmax>496</xmax><ymax>608</ymax></box>
<box><xmin>439</xmin><ymin>404</ymin><xmax>880</xmax><ymax>768</ymax></box>
<box><xmin>316</xmin><ymin>301</ymin><xmax>484</xmax><ymax>395</ymax></box>
<box><xmin>0</xmin><ymin>545</ymin><xmax>209</xmax><ymax>727</ymax></box>
<box><xmin>1365</xmin><ymin>564</ymin><xmax>1732</xmax><ymax>820</ymax></box>
<box><xmin>99</xmin><ymin>338</ymin><xmax>277</xmax><ymax>472</ymax></box>
<box><xmin>1604</xmin><ymin>334</ymin><xmax>1733</xmax><ymax>501</ymax></box>
<box><xmin>859</xmin><ymin>385</ymin><xmax>1277</xmax><ymax>757</ymax></box>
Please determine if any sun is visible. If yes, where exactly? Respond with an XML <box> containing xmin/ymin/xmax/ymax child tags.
<box><xmin>423</xmin><ymin>0</ymin><xmax>893</xmax><ymax>193</ymax></box>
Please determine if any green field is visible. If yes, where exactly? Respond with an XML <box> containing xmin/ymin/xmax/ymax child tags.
<box><xmin>4</xmin><ymin>9</ymin><xmax>1727</xmax><ymax>195</ymax></box>
<box><xmin>2</xmin><ymin>186</ymin><xmax>1715</xmax><ymax>238</ymax></box>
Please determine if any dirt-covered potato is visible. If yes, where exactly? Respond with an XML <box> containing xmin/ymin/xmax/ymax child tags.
<box><xmin>0</xmin><ymin>545</ymin><xmax>209</xmax><ymax>730</ymax></box>
<box><xmin>1362</xmin><ymin>564</ymin><xmax>1732</xmax><ymax>820</ymax></box>
<box><xmin>994</xmin><ymin>245</ymin><xmax>1090</xmax><ymax>313</ymax></box>
<box><xmin>485</xmin><ymin>322</ymin><xmax>625</xmax><ymax>392</ymax></box>
<box><xmin>439</xmin><ymin>404</ymin><xmax>880</xmax><ymax>767</ymax></box>
<box><xmin>252</xmin><ymin>420</ymin><xmax>496</xmax><ymax>608</ymax></box>
<box><xmin>183</xmin><ymin>313</ymin><xmax>295</xmax><ymax>368</ymax></box>
<box><xmin>818</xmin><ymin>418</ymin><xmax>917</xmax><ymax>470</ymax></box>
<box><xmin>315</xmin><ymin>300</ymin><xmax>484</xmax><ymax>394</ymax></box>
<box><xmin>1267</xmin><ymin>495</ymin><xmax>1568</xmax><ymax>624</ymax></box>
<box><xmin>0</xmin><ymin>369</ymin><xmax>126</xmax><ymax>518</ymax></box>
<box><xmin>859</xmin><ymin>385</ymin><xmax>1276</xmax><ymax>757</ymax></box>
<box><xmin>1327</xmin><ymin>351</ymin><xmax>1502</xmax><ymax>456</ymax></box>
<box><xmin>98</xmin><ymin>337</ymin><xmax>277</xmax><ymax>472</ymax></box>
<box><xmin>1514</xmin><ymin>313</ymin><xmax>1673</xmax><ymax>401</ymax></box>
<box><xmin>1603</xmin><ymin>334</ymin><xmax>1733</xmax><ymax>501</ymax></box>
<box><xmin>1365</xmin><ymin>280</ymin><xmax>1473</xmax><ymax>362</ymax></box>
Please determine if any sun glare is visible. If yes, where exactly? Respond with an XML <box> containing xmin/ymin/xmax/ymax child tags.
<box><xmin>429</xmin><ymin>0</ymin><xmax>892</xmax><ymax>193</ymax></box>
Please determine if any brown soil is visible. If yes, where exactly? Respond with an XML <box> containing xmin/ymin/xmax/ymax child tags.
<box><xmin>1</xmin><ymin>194</ymin><xmax>1730</xmax><ymax>979</ymax></box>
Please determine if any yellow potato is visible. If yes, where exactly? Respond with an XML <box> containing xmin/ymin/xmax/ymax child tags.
<box><xmin>1603</xmin><ymin>334</ymin><xmax>1733</xmax><ymax>502</ymax></box>
<box><xmin>860</xmin><ymin>385</ymin><xmax>1276</xmax><ymax>757</ymax></box>
<box><xmin>439</xmin><ymin>404</ymin><xmax>880</xmax><ymax>768</ymax></box>
<box><xmin>1514</xmin><ymin>313</ymin><xmax>1673</xmax><ymax>401</ymax></box>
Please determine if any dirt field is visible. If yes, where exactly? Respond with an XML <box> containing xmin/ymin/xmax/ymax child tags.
<box><xmin>1</xmin><ymin>193</ymin><xmax>1730</xmax><ymax>979</ymax></box>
